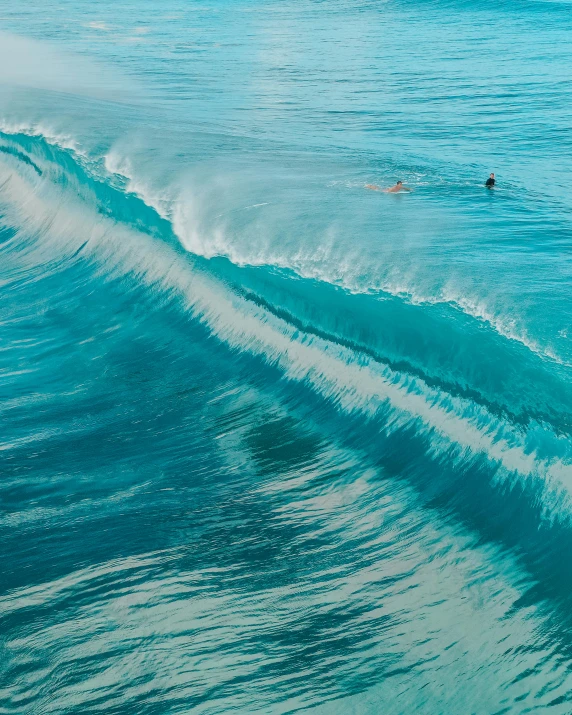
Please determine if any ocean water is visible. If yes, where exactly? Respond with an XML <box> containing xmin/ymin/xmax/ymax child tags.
<box><xmin>1</xmin><ymin>0</ymin><xmax>572</xmax><ymax>712</ymax></box>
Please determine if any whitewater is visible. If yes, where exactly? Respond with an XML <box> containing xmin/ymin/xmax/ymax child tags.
<box><xmin>1</xmin><ymin>0</ymin><xmax>572</xmax><ymax>713</ymax></box>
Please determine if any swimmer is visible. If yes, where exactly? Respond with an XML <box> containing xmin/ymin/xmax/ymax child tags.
<box><xmin>366</xmin><ymin>180</ymin><xmax>412</xmax><ymax>193</ymax></box>
<box><xmin>485</xmin><ymin>173</ymin><xmax>495</xmax><ymax>188</ymax></box>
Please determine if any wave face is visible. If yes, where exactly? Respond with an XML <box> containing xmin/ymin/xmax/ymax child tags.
<box><xmin>1</xmin><ymin>1</ymin><xmax>572</xmax><ymax>712</ymax></box>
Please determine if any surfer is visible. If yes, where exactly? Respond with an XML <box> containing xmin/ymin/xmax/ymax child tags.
<box><xmin>485</xmin><ymin>173</ymin><xmax>495</xmax><ymax>188</ymax></box>
<box><xmin>366</xmin><ymin>181</ymin><xmax>411</xmax><ymax>193</ymax></box>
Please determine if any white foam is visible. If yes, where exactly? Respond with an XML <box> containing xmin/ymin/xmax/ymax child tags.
<box><xmin>0</xmin><ymin>119</ymin><xmax>84</xmax><ymax>155</ymax></box>
<box><xmin>1</xmin><ymin>126</ymin><xmax>567</xmax><ymax>369</ymax></box>
<box><xmin>103</xmin><ymin>149</ymin><xmax>173</xmax><ymax>220</ymax></box>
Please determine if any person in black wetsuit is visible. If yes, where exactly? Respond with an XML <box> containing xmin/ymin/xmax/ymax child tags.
<box><xmin>485</xmin><ymin>172</ymin><xmax>495</xmax><ymax>188</ymax></box>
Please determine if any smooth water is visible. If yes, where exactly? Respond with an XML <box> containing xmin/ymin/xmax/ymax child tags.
<box><xmin>1</xmin><ymin>1</ymin><xmax>572</xmax><ymax>712</ymax></box>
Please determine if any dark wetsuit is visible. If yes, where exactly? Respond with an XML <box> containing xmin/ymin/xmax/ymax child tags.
<box><xmin>485</xmin><ymin>177</ymin><xmax>495</xmax><ymax>188</ymax></box>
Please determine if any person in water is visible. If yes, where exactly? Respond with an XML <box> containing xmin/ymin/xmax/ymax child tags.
<box><xmin>366</xmin><ymin>180</ymin><xmax>412</xmax><ymax>193</ymax></box>
<box><xmin>485</xmin><ymin>172</ymin><xmax>495</xmax><ymax>188</ymax></box>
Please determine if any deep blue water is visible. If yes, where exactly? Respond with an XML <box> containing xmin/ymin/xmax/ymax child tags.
<box><xmin>1</xmin><ymin>0</ymin><xmax>572</xmax><ymax>712</ymax></box>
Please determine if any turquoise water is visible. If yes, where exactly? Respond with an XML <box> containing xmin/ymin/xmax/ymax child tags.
<box><xmin>1</xmin><ymin>1</ymin><xmax>572</xmax><ymax>712</ymax></box>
